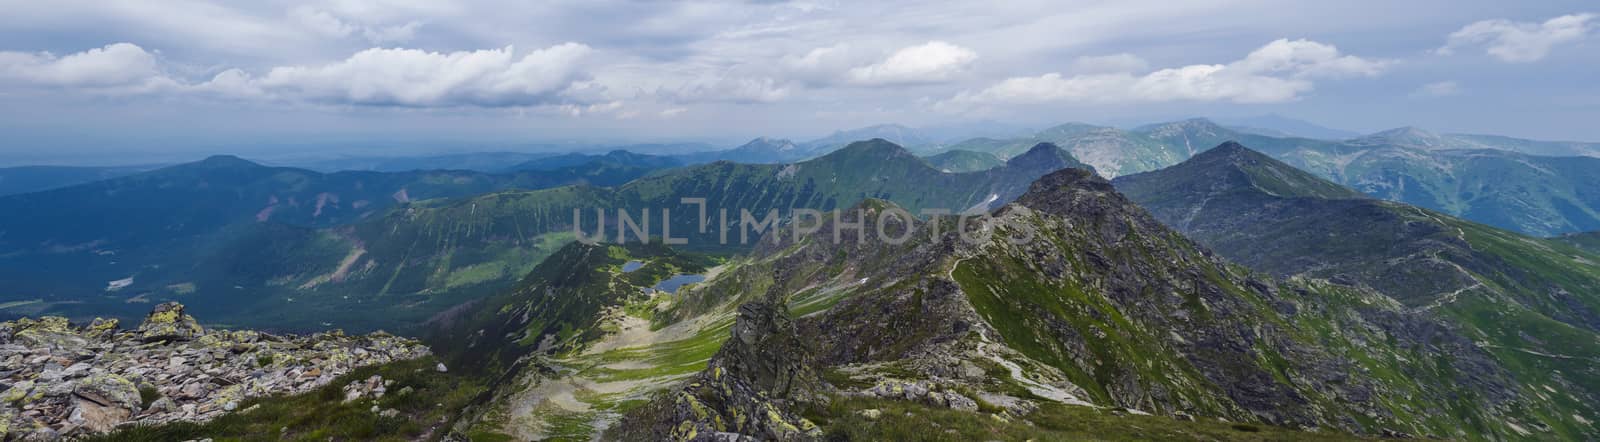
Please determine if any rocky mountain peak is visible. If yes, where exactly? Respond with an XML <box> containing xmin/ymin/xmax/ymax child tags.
<box><xmin>997</xmin><ymin>142</ymin><xmax>1095</xmax><ymax>177</ymax></box>
<box><xmin>1115</xmin><ymin>142</ymin><xmax>1366</xmax><ymax>201</ymax></box>
<box><xmin>1204</xmin><ymin>140</ymin><xmax>1250</xmax><ymax>155</ymax></box>
<box><xmin>1012</xmin><ymin>168</ymin><xmax>1130</xmax><ymax>218</ymax></box>
<box><xmin>742</xmin><ymin>137</ymin><xmax>797</xmax><ymax>151</ymax></box>
<box><xmin>1009</xmin><ymin>142</ymin><xmax>1065</xmax><ymax>161</ymax></box>
<box><xmin>815</xmin><ymin>138</ymin><xmax>915</xmax><ymax>164</ymax></box>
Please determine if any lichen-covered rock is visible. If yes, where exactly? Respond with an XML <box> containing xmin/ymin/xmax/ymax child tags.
<box><xmin>0</xmin><ymin>302</ymin><xmax>431</xmax><ymax>439</ymax></box>
<box><xmin>3</xmin><ymin>381</ymin><xmax>35</xmax><ymax>405</ymax></box>
<box><xmin>10</xmin><ymin>317</ymin><xmax>88</xmax><ymax>351</ymax></box>
<box><xmin>69</xmin><ymin>374</ymin><xmax>141</xmax><ymax>433</ymax></box>
<box><xmin>84</xmin><ymin>318</ymin><xmax>119</xmax><ymax>340</ymax></box>
<box><xmin>137</xmin><ymin>302</ymin><xmax>204</xmax><ymax>342</ymax></box>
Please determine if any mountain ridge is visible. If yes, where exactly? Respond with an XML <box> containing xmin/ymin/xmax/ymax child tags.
<box><xmin>599</xmin><ymin>166</ymin><xmax>1559</xmax><ymax>440</ymax></box>
<box><xmin>1117</xmin><ymin>141</ymin><xmax>1600</xmax><ymax>439</ymax></box>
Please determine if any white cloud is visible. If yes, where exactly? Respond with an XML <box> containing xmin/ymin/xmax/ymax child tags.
<box><xmin>0</xmin><ymin>43</ymin><xmax>173</xmax><ymax>90</ymax></box>
<box><xmin>1070</xmin><ymin>53</ymin><xmax>1149</xmax><ymax>74</ymax></box>
<box><xmin>941</xmin><ymin>38</ymin><xmax>1387</xmax><ymax>107</ymax></box>
<box><xmin>362</xmin><ymin>21</ymin><xmax>422</xmax><ymax>44</ymax></box>
<box><xmin>781</xmin><ymin>44</ymin><xmax>869</xmax><ymax>86</ymax></box>
<box><xmin>290</xmin><ymin>6</ymin><xmax>355</xmax><ymax>38</ymax></box>
<box><xmin>772</xmin><ymin>41</ymin><xmax>978</xmax><ymax>89</ymax></box>
<box><xmin>289</xmin><ymin>5</ymin><xmax>423</xmax><ymax>44</ymax></box>
<box><xmin>557</xmin><ymin>100</ymin><xmax>623</xmax><ymax>117</ymax></box>
<box><xmin>1412</xmin><ymin>81</ymin><xmax>1461</xmax><ymax>97</ymax></box>
<box><xmin>1440</xmin><ymin>13</ymin><xmax>1594</xmax><ymax>63</ymax></box>
<box><xmin>202</xmin><ymin>43</ymin><xmax>593</xmax><ymax>107</ymax></box>
<box><xmin>665</xmin><ymin>76</ymin><xmax>791</xmax><ymax>103</ymax></box>
<box><xmin>1232</xmin><ymin>38</ymin><xmax>1389</xmax><ymax>78</ymax></box>
<box><xmin>846</xmin><ymin>41</ymin><xmax>977</xmax><ymax>85</ymax></box>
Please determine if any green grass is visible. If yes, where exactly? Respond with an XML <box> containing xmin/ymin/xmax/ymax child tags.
<box><xmin>582</xmin><ymin>317</ymin><xmax>732</xmax><ymax>383</ymax></box>
<box><xmin>950</xmin><ymin>254</ymin><xmax>1227</xmax><ymax>415</ymax></box>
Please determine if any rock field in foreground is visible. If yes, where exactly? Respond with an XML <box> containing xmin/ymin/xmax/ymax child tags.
<box><xmin>0</xmin><ymin>302</ymin><xmax>429</xmax><ymax>440</ymax></box>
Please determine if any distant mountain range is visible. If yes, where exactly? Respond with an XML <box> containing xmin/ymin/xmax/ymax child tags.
<box><xmin>0</xmin><ymin>164</ymin><xmax>160</xmax><ymax>197</ymax></box>
<box><xmin>675</xmin><ymin>137</ymin><xmax>805</xmax><ymax>164</ymax></box>
<box><xmin>0</xmin><ymin>140</ymin><xmax>1089</xmax><ymax>331</ymax></box>
<box><xmin>279</xmin><ymin>151</ymin><xmax>559</xmax><ymax>173</ymax></box>
<box><xmin>1215</xmin><ymin>114</ymin><xmax>1362</xmax><ymax>139</ymax></box>
<box><xmin>506</xmin><ymin>150</ymin><xmax>683</xmax><ymax>172</ymax></box>
<box><xmin>923</xmin><ymin>118</ymin><xmax>1600</xmax><ymax>236</ymax></box>
<box><xmin>0</xmin><ymin>153</ymin><xmax>688</xmax><ymax>328</ymax></box>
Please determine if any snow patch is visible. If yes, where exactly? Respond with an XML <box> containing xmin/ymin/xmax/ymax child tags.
<box><xmin>776</xmin><ymin>164</ymin><xmax>800</xmax><ymax>179</ymax></box>
<box><xmin>106</xmin><ymin>276</ymin><xmax>134</xmax><ymax>292</ymax></box>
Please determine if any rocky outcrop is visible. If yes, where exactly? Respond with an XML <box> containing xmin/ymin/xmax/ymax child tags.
<box><xmin>613</xmin><ymin>301</ymin><xmax>824</xmax><ymax>441</ymax></box>
<box><xmin>0</xmin><ymin>303</ymin><xmax>429</xmax><ymax>440</ymax></box>
<box><xmin>136</xmin><ymin>302</ymin><xmax>204</xmax><ymax>342</ymax></box>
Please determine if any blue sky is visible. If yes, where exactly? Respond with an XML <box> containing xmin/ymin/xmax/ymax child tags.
<box><xmin>0</xmin><ymin>0</ymin><xmax>1595</xmax><ymax>164</ymax></box>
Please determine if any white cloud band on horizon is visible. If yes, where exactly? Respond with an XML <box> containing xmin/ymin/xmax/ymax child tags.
<box><xmin>0</xmin><ymin>43</ymin><xmax>173</xmax><ymax>90</ymax></box>
<box><xmin>938</xmin><ymin>38</ymin><xmax>1389</xmax><ymax>108</ymax></box>
<box><xmin>201</xmin><ymin>43</ymin><xmax>593</xmax><ymax>107</ymax></box>
<box><xmin>659</xmin><ymin>40</ymin><xmax>978</xmax><ymax>104</ymax></box>
<box><xmin>1439</xmin><ymin>13</ymin><xmax>1594</xmax><ymax>63</ymax></box>
<box><xmin>845</xmin><ymin>41</ymin><xmax>977</xmax><ymax>86</ymax></box>
<box><xmin>289</xmin><ymin>6</ymin><xmax>422</xmax><ymax>44</ymax></box>
<box><xmin>2</xmin><ymin>42</ymin><xmax>601</xmax><ymax>109</ymax></box>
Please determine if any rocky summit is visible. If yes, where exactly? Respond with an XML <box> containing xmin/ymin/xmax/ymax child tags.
<box><xmin>0</xmin><ymin>302</ymin><xmax>429</xmax><ymax>440</ymax></box>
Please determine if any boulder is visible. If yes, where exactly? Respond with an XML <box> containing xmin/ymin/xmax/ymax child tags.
<box><xmin>137</xmin><ymin>302</ymin><xmax>204</xmax><ymax>342</ymax></box>
<box><xmin>10</xmin><ymin>317</ymin><xmax>88</xmax><ymax>351</ymax></box>
<box><xmin>70</xmin><ymin>373</ymin><xmax>141</xmax><ymax>433</ymax></box>
<box><xmin>85</xmin><ymin>318</ymin><xmax>120</xmax><ymax>340</ymax></box>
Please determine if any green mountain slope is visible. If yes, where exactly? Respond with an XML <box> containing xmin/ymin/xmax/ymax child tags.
<box><xmin>1555</xmin><ymin>231</ymin><xmax>1600</xmax><ymax>255</ymax></box>
<box><xmin>1144</xmin><ymin>121</ymin><xmax>1600</xmax><ymax>236</ymax></box>
<box><xmin>1117</xmin><ymin>143</ymin><xmax>1600</xmax><ymax>439</ymax></box>
<box><xmin>608</xmin><ymin>139</ymin><xmax>1092</xmax><ymax>243</ymax></box>
<box><xmin>1348</xmin><ymin>126</ymin><xmax>1600</xmax><ymax>158</ymax></box>
<box><xmin>595</xmin><ymin>169</ymin><xmax>1576</xmax><ymax>440</ymax></box>
<box><xmin>922</xmin><ymin>149</ymin><xmax>1004</xmax><ymax>172</ymax></box>
<box><xmin>1449</xmin><ymin>133</ymin><xmax>1600</xmax><ymax>158</ymax></box>
<box><xmin>0</xmin><ymin>140</ymin><xmax>1089</xmax><ymax>332</ymax></box>
<box><xmin>0</xmin><ymin>156</ymin><xmax>661</xmax><ymax>330</ymax></box>
<box><xmin>677</xmin><ymin>137</ymin><xmax>804</xmax><ymax>164</ymax></box>
<box><xmin>99</xmin><ymin>163</ymin><xmax>1595</xmax><ymax>440</ymax></box>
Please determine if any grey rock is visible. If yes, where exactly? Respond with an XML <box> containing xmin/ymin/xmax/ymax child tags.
<box><xmin>136</xmin><ymin>302</ymin><xmax>204</xmax><ymax>343</ymax></box>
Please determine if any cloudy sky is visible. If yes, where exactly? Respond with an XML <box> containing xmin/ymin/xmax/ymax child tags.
<box><xmin>0</xmin><ymin>0</ymin><xmax>1596</xmax><ymax>163</ymax></box>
